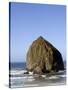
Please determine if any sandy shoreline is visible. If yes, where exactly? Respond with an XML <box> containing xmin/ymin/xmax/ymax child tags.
<box><xmin>9</xmin><ymin>69</ymin><xmax>66</xmax><ymax>88</ymax></box>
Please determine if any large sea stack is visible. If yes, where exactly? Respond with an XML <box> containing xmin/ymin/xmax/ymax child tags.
<box><xmin>26</xmin><ymin>36</ymin><xmax>64</xmax><ymax>74</ymax></box>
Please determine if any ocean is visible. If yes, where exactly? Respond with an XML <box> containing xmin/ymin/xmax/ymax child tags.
<box><xmin>9</xmin><ymin>62</ymin><xmax>66</xmax><ymax>88</ymax></box>
<box><xmin>10</xmin><ymin>62</ymin><xmax>26</xmax><ymax>70</ymax></box>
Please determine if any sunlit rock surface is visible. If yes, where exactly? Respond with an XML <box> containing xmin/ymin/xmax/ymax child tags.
<box><xmin>26</xmin><ymin>36</ymin><xmax>64</xmax><ymax>74</ymax></box>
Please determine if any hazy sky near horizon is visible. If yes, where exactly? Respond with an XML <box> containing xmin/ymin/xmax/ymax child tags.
<box><xmin>10</xmin><ymin>2</ymin><xmax>66</xmax><ymax>62</ymax></box>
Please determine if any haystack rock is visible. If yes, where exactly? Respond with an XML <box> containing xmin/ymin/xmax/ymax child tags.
<box><xmin>26</xmin><ymin>36</ymin><xmax>64</xmax><ymax>74</ymax></box>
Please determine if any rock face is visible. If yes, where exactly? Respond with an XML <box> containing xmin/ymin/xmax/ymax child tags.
<box><xmin>26</xmin><ymin>36</ymin><xmax>64</xmax><ymax>74</ymax></box>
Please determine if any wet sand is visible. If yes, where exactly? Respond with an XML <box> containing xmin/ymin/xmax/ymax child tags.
<box><xmin>9</xmin><ymin>70</ymin><xmax>66</xmax><ymax>88</ymax></box>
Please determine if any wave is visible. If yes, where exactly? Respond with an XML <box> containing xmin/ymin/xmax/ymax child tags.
<box><xmin>10</xmin><ymin>70</ymin><xmax>66</xmax><ymax>79</ymax></box>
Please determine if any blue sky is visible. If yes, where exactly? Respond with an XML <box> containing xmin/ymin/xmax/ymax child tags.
<box><xmin>10</xmin><ymin>2</ymin><xmax>66</xmax><ymax>62</ymax></box>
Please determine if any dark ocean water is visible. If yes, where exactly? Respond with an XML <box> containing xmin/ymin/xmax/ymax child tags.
<box><xmin>10</xmin><ymin>62</ymin><xmax>26</xmax><ymax>70</ymax></box>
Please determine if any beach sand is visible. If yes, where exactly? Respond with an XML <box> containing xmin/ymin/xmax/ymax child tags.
<box><xmin>9</xmin><ymin>69</ymin><xmax>66</xmax><ymax>88</ymax></box>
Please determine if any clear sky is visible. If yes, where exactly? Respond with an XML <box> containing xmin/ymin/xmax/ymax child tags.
<box><xmin>10</xmin><ymin>2</ymin><xmax>66</xmax><ymax>62</ymax></box>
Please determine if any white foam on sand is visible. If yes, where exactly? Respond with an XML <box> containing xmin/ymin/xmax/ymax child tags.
<box><xmin>10</xmin><ymin>69</ymin><xmax>66</xmax><ymax>88</ymax></box>
<box><xmin>29</xmin><ymin>72</ymin><xmax>33</xmax><ymax>75</ymax></box>
<box><xmin>48</xmin><ymin>76</ymin><xmax>59</xmax><ymax>79</ymax></box>
<box><xmin>41</xmin><ymin>75</ymin><xmax>46</xmax><ymax>78</ymax></box>
<box><xmin>10</xmin><ymin>70</ymin><xmax>26</xmax><ymax>75</ymax></box>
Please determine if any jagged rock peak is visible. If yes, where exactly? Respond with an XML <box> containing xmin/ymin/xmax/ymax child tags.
<box><xmin>37</xmin><ymin>36</ymin><xmax>45</xmax><ymax>40</ymax></box>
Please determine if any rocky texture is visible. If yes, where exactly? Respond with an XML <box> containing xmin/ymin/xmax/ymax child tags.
<box><xmin>26</xmin><ymin>36</ymin><xmax>64</xmax><ymax>74</ymax></box>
